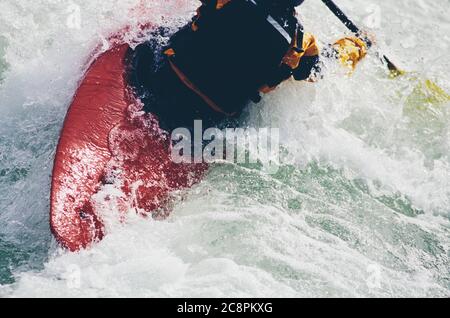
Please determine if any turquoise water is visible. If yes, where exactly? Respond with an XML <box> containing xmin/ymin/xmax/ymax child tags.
<box><xmin>0</xmin><ymin>0</ymin><xmax>448</xmax><ymax>297</ymax></box>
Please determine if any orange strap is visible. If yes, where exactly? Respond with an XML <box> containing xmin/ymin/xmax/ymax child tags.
<box><xmin>168</xmin><ymin>58</ymin><xmax>236</xmax><ymax>117</ymax></box>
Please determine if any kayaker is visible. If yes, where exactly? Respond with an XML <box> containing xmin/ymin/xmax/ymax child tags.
<box><xmin>129</xmin><ymin>0</ymin><xmax>368</xmax><ymax>132</ymax></box>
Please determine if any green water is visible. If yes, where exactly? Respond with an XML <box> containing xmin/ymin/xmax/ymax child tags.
<box><xmin>0</xmin><ymin>236</ymin><xmax>32</xmax><ymax>284</ymax></box>
<box><xmin>210</xmin><ymin>161</ymin><xmax>447</xmax><ymax>271</ymax></box>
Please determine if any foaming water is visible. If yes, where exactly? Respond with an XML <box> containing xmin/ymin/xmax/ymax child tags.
<box><xmin>0</xmin><ymin>0</ymin><xmax>449</xmax><ymax>297</ymax></box>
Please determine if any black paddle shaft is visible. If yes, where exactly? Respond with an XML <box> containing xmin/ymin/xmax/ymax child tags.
<box><xmin>320</xmin><ymin>0</ymin><xmax>400</xmax><ymax>72</ymax></box>
<box><xmin>321</xmin><ymin>0</ymin><xmax>366</xmax><ymax>41</ymax></box>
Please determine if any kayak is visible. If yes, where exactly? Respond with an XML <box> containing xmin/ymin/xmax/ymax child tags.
<box><xmin>50</xmin><ymin>27</ymin><xmax>207</xmax><ymax>252</ymax></box>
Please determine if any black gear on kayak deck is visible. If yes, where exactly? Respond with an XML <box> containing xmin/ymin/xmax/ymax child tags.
<box><xmin>126</xmin><ymin>28</ymin><xmax>239</xmax><ymax>134</ymax></box>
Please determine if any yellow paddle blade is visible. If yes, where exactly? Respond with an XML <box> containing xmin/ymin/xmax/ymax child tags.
<box><xmin>399</xmin><ymin>76</ymin><xmax>449</xmax><ymax>126</ymax></box>
<box><xmin>405</xmin><ymin>78</ymin><xmax>450</xmax><ymax>111</ymax></box>
<box><xmin>390</xmin><ymin>68</ymin><xmax>450</xmax><ymax>116</ymax></box>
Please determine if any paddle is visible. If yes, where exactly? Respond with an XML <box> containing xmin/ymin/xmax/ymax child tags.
<box><xmin>320</xmin><ymin>0</ymin><xmax>402</xmax><ymax>75</ymax></box>
<box><xmin>320</xmin><ymin>0</ymin><xmax>449</xmax><ymax>108</ymax></box>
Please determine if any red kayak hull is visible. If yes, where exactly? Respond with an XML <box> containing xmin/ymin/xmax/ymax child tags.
<box><xmin>51</xmin><ymin>42</ymin><xmax>206</xmax><ymax>252</ymax></box>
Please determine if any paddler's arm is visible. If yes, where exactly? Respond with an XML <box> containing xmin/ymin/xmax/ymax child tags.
<box><xmin>260</xmin><ymin>31</ymin><xmax>321</xmax><ymax>93</ymax></box>
<box><xmin>292</xmin><ymin>33</ymin><xmax>322</xmax><ymax>82</ymax></box>
<box><xmin>260</xmin><ymin>35</ymin><xmax>369</xmax><ymax>93</ymax></box>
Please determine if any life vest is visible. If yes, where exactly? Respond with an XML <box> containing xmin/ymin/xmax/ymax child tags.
<box><xmin>168</xmin><ymin>0</ymin><xmax>296</xmax><ymax>115</ymax></box>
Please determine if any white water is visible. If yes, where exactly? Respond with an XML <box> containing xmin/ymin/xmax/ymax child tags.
<box><xmin>0</xmin><ymin>0</ymin><xmax>449</xmax><ymax>297</ymax></box>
